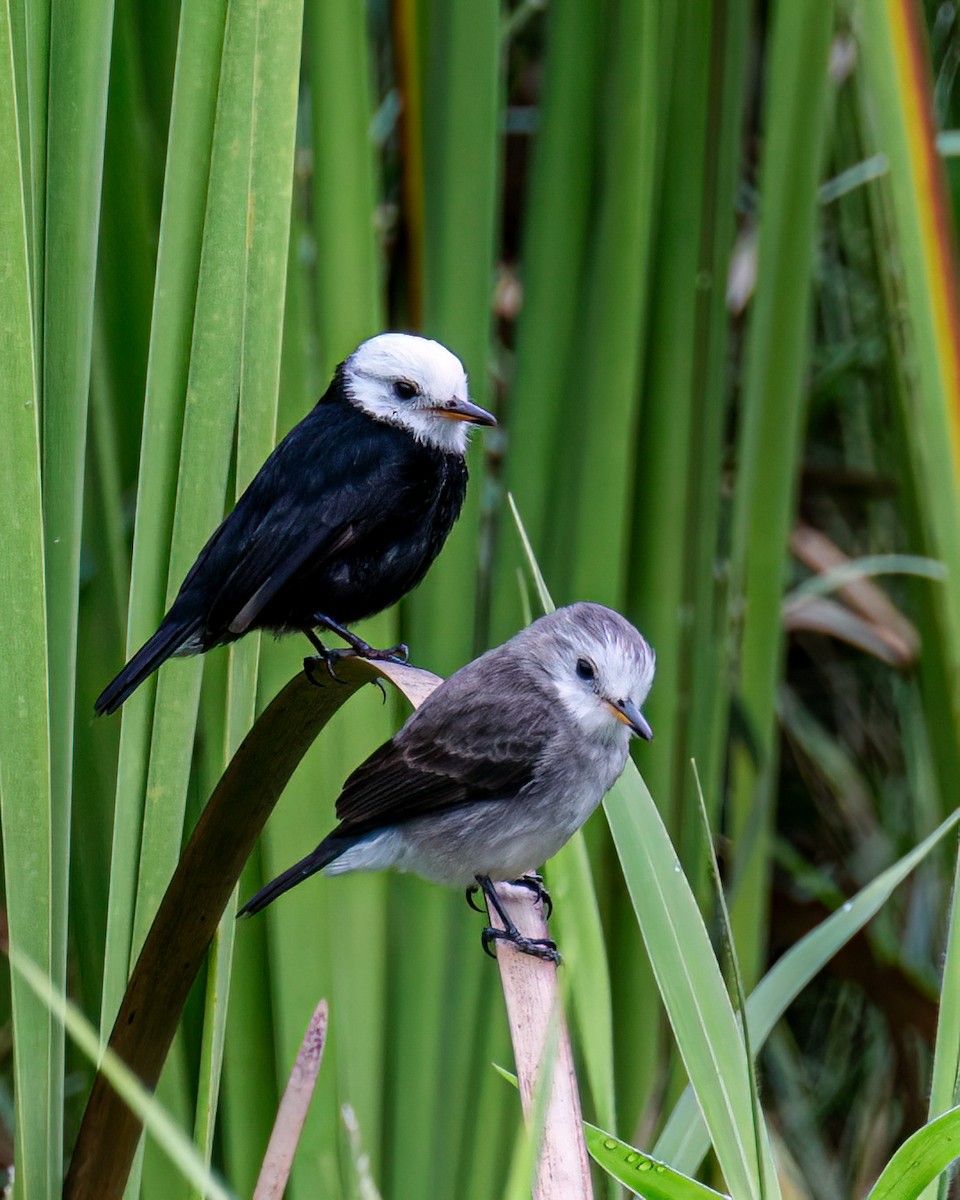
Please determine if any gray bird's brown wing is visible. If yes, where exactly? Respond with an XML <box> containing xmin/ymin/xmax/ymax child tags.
<box><xmin>332</xmin><ymin>665</ymin><xmax>558</xmax><ymax>836</ymax></box>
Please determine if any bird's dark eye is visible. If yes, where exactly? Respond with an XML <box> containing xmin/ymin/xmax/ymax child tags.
<box><xmin>576</xmin><ymin>658</ymin><xmax>595</xmax><ymax>682</ymax></box>
<box><xmin>393</xmin><ymin>380</ymin><xmax>418</xmax><ymax>400</ymax></box>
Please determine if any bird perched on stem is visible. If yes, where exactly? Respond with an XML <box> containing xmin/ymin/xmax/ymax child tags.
<box><xmin>95</xmin><ymin>333</ymin><xmax>495</xmax><ymax>715</ymax></box>
<box><xmin>239</xmin><ymin>602</ymin><xmax>655</xmax><ymax>961</ymax></box>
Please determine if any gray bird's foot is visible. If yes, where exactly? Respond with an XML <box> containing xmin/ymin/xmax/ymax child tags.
<box><xmin>465</xmin><ymin>883</ymin><xmax>484</xmax><ymax>913</ymax></box>
<box><xmin>509</xmin><ymin>873</ymin><xmax>553</xmax><ymax>920</ymax></box>
<box><xmin>481</xmin><ymin>926</ymin><xmax>561</xmax><ymax>964</ymax></box>
<box><xmin>473</xmin><ymin>873</ymin><xmax>561</xmax><ymax>964</ymax></box>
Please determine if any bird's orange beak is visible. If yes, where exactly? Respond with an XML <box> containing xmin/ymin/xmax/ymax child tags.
<box><xmin>428</xmin><ymin>397</ymin><xmax>497</xmax><ymax>426</ymax></box>
<box><xmin>606</xmin><ymin>698</ymin><xmax>653</xmax><ymax>740</ymax></box>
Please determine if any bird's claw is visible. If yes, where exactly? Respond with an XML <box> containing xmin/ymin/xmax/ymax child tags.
<box><xmin>303</xmin><ymin>652</ymin><xmax>347</xmax><ymax>685</ymax></box>
<box><xmin>358</xmin><ymin>642</ymin><xmax>409</xmax><ymax>666</ymax></box>
<box><xmin>510</xmin><ymin>873</ymin><xmax>553</xmax><ymax>920</ymax></box>
<box><xmin>481</xmin><ymin>926</ymin><xmax>561</xmax><ymax>964</ymax></box>
<box><xmin>465</xmin><ymin>884</ymin><xmax>484</xmax><ymax>914</ymax></box>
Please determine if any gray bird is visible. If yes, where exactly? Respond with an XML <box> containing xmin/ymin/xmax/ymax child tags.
<box><xmin>239</xmin><ymin>602</ymin><xmax>655</xmax><ymax>960</ymax></box>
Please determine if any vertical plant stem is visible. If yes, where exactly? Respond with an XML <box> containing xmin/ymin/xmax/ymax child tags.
<box><xmin>7</xmin><ymin>0</ymin><xmax>48</xmax><ymax>339</ymax></box>
<box><xmin>100</xmin><ymin>0</ymin><xmax>229</xmax><ymax>1037</ymax></box>
<box><xmin>491</xmin><ymin>0</ymin><xmax>603</xmax><ymax>631</ymax></box>
<box><xmin>628</xmin><ymin>0</ymin><xmax>712</xmax><ymax>839</ymax></box>
<box><xmin>552</xmin><ymin>0</ymin><xmax>658</xmax><ymax>608</ymax></box>
<box><xmin>727</xmin><ymin>0</ymin><xmax>835</xmax><ymax>988</ymax></box>
<box><xmin>191</xmin><ymin>0</ymin><xmax>304</xmax><ymax>1175</ymax></box>
<box><xmin>677</xmin><ymin>0</ymin><xmax>750</xmax><ymax>909</ymax></box>
<box><xmin>0</xmin><ymin>5</ymin><xmax>51</xmax><ymax>1193</ymax></box>
<box><xmin>42</xmin><ymin>0</ymin><xmax>116</xmax><ymax>1176</ymax></box>
<box><xmin>856</xmin><ymin>0</ymin><xmax>960</xmax><ymax>805</ymax></box>
<box><xmin>129</xmin><ymin>0</ymin><xmax>259</xmax><ymax>967</ymax></box>
<box><xmin>412</xmin><ymin>0</ymin><xmax>501</xmax><ymax>669</ymax></box>
<box><xmin>487</xmin><ymin>885</ymin><xmax>593</xmax><ymax>1200</ymax></box>
<box><xmin>856</xmin><ymin>12</ymin><xmax>960</xmax><ymax>1189</ymax></box>
<box><xmin>310</xmin><ymin>0</ymin><xmax>382</xmax><ymax>366</ymax></box>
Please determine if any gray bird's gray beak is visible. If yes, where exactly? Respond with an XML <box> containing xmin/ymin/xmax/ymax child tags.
<box><xmin>608</xmin><ymin>697</ymin><xmax>654</xmax><ymax>741</ymax></box>
<box><xmin>429</xmin><ymin>397</ymin><xmax>497</xmax><ymax>426</ymax></box>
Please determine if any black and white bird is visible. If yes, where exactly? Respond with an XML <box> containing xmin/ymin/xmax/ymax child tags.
<box><xmin>239</xmin><ymin>603</ymin><xmax>655</xmax><ymax>961</ymax></box>
<box><xmin>95</xmin><ymin>333</ymin><xmax>495</xmax><ymax>716</ymax></box>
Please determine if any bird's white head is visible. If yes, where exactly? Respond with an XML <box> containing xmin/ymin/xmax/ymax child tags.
<box><xmin>343</xmin><ymin>333</ymin><xmax>496</xmax><ymax>454</ymax></box>
<box><xmin>529</xmin><ymin>602</ymin><xmax>656</xmax><ymax>746</ymax></box>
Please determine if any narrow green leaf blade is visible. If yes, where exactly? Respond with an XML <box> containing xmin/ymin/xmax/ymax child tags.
<box><xmin>655</xmin><ymin>810</ymin><xmax>960</xmax><ymax>1170</ymax></box>
<box><xmin>603</xmin><ymin>763</ymin><xmax>776</xmax><ymax>1200</ymax></box>
<box><xmin>190</xmin><ymin>0</ymin><xmax>304</xmax><ymax>1176</ymax></box>
<box><xmin>0</xmin><ymin>6</ymin><xmax>53</xmax><ymax>1194</ymax></box>
<box><xmin>865</xmin><ymin>1107</ymin><xmax>960</xmax><ymax>1200</ymax></box>
<box><xmin>100</xmin><ymin>0</ymin><xmax>230</xmax><ymax>1036</ymax></box>
<box><xmin>585</xmin><ymin>1125</ymin><xmax>729</xmax><ymax>1200</ymax></box>
<box><xmin>8</xmin><ymin>947</ymin><xmax>235</xmax><ymax>1200</ymax></box>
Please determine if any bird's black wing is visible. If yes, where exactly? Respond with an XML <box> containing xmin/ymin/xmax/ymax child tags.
<box><xmin>333</xmin><ymin>662</ymin><xmax>558</xmax><ymax>835</ymax></box>
<box><xmin>176</xmin><ymin>400</ymin><xmax>427</xmax><ymax>641</ymax></box>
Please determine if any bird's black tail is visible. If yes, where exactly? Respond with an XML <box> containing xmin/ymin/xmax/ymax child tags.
<box><xmin>237</xmin><ymin>836</ymin><xmax>355</xmax><ymax>917</ymax></box>
<box><xmin>94</xmin><ymin>616</ymin><xmax>203</xmax><ymax>716</ymax></box>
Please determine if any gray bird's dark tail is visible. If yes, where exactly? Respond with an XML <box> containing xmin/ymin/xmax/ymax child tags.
<box><xmin>94</xmin><ymin>616</ymin><xmax>203</xmax><ymax>716</ymax></box>
<box><xmin>237</xmin><ymin>836</ymin><xmax>356</xmax><ymax>917</ymax></box>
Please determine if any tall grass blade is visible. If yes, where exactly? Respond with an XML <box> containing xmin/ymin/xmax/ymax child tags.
<box><xmin>856</xmin><ymin>15</ymin><xmax>960</xmax><ymax>1191</ymax></box>
<box><xmin>8</xmin><ymin>0</ymin><xmax>48</xmax><ymax>330</ymax></box>
<box><xmin>865</xmin><ymin>1106</ymin><xmax>960</xmax><ymax>1200</ymax></box>
<box><xmin>676</xmin><ymin>0</ymin><xmax>751</xmax><ymax>907</ymax></box>
<box><xmin>100</xmin><ymin>0</ymin><xmax>230</xmax><ymax>1035</ymax></box>
<box><xmin>129</xmin><ymin>0</ymin><xmax>259</xmax><ymax>964</ymax></box>
<box><xmin>8</xmin><ymin>947</ymin><xmax>234</xmax><ymax>1200</ymax></box>
<box><xmin>603</xmin><ymin>761</ymin><xmax>777</xmax><ymax>1200</ymax></box>
<box><xmin>727</xmin><ymin>0</ymin><xmax>835</xmax><ymax>987</ymax></box>
<box><xmin>191</xmin><ymin>0</ymin><xmax>303</xmax><ymax>1173</ymax></box>
<box><xmin>0</xmin><ymin>6</ymin><xmax>52</xmax><ymax>1193</ymax></box>
<box><xmin>655</xmin><ymin>809</ymin><xmax>960</xmax><ymax>1172</ymax></box>
<box><xmin>42</xmin><ymin>0</ymin><xmax>116</xmax><ymax>1176</ymax></box>
<box><xmin>492</xmin><ymin>0</ymin><xmax>602</xmax><ymax>618</ymax></box>
<box><xmin>554</xmin><ymin>0</ymin><xmax>657</xmax><ymax>609</ymax></box>
<box><xmin>584</xmin><ymin>1125</ymin><xmax>729</xmax><ymax>1200</ymax></box>
<box><xmin>412</xmin><ymin>0</ymin><xmax>500</xmax><ymax>666</ymax></box>
<box><xmin>309</xmin><ymin>0</ymin><xmax>381</xmax><ymax>360</ymax></box>
<box><xmin>67</xmin><ymin>660</ymin><xmax>432</xmax><ymax>1200</ymax></box>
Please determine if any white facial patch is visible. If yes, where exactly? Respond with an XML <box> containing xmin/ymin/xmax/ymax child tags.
<box><xmin>344</xmin><ymin>333</ymin><xmax>474</xmax><ymax>454</ymax></box>
<box><xmin>546</xmin><ymin>628</ymin><xmax>655</xmax><ymax>746</ymax></box>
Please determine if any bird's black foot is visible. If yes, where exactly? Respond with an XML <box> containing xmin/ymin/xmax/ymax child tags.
<box><xmin>303</xmin><ymin>650</ymin><xmax>348</xmax><ymax>685</ymax></box>
<box><xmin>355</xmin><ymin>641</ymin><xmax>410</xmax><ymax>665</ymax></box>
<box><xmin>309</xmin><ymin>613</ymin><xmax>410</xmax><ymax>666</ymax></box>
<box><xmin>481</xmin><ymin>926</ymin><xmax>561</xmax><ymax>964</ymax></box>
<box><xmin>465</xmin><ymin>883</ymin><xmax>484</xmax><ymax>913</ymax></box>
<box><xmin>509</xmin><ymin>873</ymin><xmax>553</xmax><ymax>920</ymax></box>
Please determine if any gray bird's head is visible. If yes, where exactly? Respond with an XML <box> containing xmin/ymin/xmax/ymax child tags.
<box><xmin>343</xmin><ymin>333</ymin><xmax>496</xmax><ymax>454</ymax></box>
<box><xmin>524</xmin><ymin>602</ymin><xmax>656</xmax><ymax>745</ymax></box>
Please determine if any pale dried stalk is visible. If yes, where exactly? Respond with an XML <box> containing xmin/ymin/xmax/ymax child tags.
<box><xmin>253</xmin><ymin>999</ymin><xmax>329</xmax><ymax>1200</ymax></box>
<box><xmin>486</xmin><ymin>883</ymin><xmax>594</xmax><ymax>1200</ymax></box>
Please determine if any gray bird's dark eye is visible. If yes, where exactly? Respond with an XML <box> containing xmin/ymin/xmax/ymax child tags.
<box><xmin>576</xmin><ymin>658</ymin><xmax>595</xmax><ymax>682</ymax></box>
<box><xmin>393</xmin><ymin>380</ymin><xmax>418</xmax><ymax>400</ymax></box>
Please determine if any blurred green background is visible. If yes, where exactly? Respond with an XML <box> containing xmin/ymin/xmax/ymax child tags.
<box><xmin>3</xmin><ymin>0</ymin><xmax>960</xmax><ymax>1196</ymax></box>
